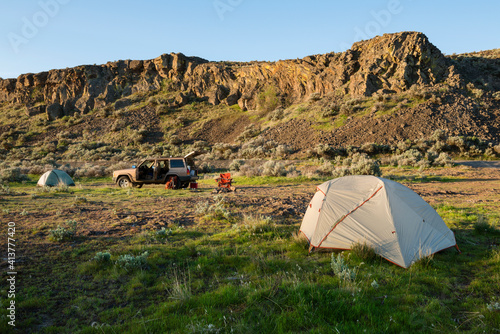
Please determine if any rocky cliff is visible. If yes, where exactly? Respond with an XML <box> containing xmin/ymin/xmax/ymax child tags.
<box><xmin>0</xmin><ymin>32</ymin><xmax>456</xmax><ymax>119</ymax></box>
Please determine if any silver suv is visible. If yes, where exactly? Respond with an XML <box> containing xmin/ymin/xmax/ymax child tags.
<box><xmin>112</xmin><ymin>152</ymin><xmax>199</xmax><ymax>188</ymax></box>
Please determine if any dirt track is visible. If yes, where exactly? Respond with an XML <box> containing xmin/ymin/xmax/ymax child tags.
<box><xmin>456</xmin><ymin>161</ymin><xmax>500</xmax><ymax>169</ymax></box>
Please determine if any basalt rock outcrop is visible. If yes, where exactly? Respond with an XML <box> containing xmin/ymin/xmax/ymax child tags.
<box><xmin>0</xmin><ymin>32</ymin><xmax>457</xmax><ymax>119</ymax></box>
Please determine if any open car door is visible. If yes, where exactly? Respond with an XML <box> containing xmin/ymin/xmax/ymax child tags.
<box><xmin>184</xmin><ymin>151</ymin><xmax>200</xmax><ymax>160</ymax></box>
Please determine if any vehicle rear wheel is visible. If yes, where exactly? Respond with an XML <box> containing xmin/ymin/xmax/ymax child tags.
<box><xmin>117</xmin><ymin>176</ymin><xmax>132</xmax><ymax>188</ymax></box>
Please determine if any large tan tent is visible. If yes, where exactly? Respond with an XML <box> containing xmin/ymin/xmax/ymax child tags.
<box><xmin>300</xmin><ymin>175</ymin><xmax>458</xmax><ymax>268</ymax></box>
<box><xmin>37</xmin><ymin>169</ymin><xmax>75</xmax><ymax>187</ymax></box>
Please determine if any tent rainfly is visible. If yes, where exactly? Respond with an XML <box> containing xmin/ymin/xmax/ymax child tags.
<box><xmin>37</xmin><ymin>170</ymin><xmax>75</xmax><ymax>187</ymax></box>
<box><xmin>300</xmin><ymin>175</ymin><xmax>459</xmax><ymax>268</ymax></box>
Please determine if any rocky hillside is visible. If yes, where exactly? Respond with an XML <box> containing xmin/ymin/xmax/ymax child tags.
<box><xmin>1</xmin><ymin>32</ymin><xmax>458</xmax><ymax>116</ymax></box>
<box><xmin>0</xmin><ymin>31</ymin><xmax>499</xmax><ymax>164</ymax></box>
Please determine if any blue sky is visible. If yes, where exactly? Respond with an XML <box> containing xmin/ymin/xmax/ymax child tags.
<box><xmin>0</xmin><ymin>0</ymin><xmax>499</xmax><ymax>79</ymax></box>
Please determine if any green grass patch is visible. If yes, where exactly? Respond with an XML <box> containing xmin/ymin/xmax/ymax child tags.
<box><xmin>333</xmin><ymin>114</ymin><xmax>348</xmax><ymax>128</ymax></box>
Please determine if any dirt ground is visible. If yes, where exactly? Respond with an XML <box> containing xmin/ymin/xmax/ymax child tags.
<box><xmin>402</xmin><ymin>164</ymin><xmax>500</xmax><ymax>209</ymax></box>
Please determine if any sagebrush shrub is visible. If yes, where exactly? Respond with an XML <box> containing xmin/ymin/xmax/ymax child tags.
<box><xmin>275</xmin><ymin>145</ymin><xmax>291</xmax><ymax>158</ymax></box>
<box><xmin>371</xmin><ymin>101</ymin><xmax>386</xmax><ymax>113</ymax></box>
<box><xmin>430</xmin><ymin>129</ymin><xmax>446</xmax><ymax>142</ymax></box>
<box><xmin>417</xmin><ymin>159</ymin><xmax>431</xmax><ymax>170</ymax></box>
<box><xmin>317</xmin><ymin>161</ymin><xmax>334</xmax><ymax>176</ymax></box>
<box><xmin>169</xmin><ymin>135</ymin><xmax>181</xmax><ymax>145</ymax></box>
<box><xmin>229</xmin><ymin>159</ymin><xmax>244</xmax><ymax>172</ymax></box>
<box><xmin>211</xmin><ymin>143</ymin><xmax>235</xmax><ymax>159</ymax></box>
<box><xmin>484</xmin><ymin>148</ymin><xmax>495</xmax><ymax>158</ymax></box>
<box><xmin>360</xmin><ymin>143</ymin><xmax>377</xmax><ymax>154</ymax></box>
<box><xmin>0</xmin><ymin>183</ymin><xmax>12</xmax><ymax>195</ymax></box>
<box><xmin>285</xmin><ymin>165</ymin><xmax>301</xmax><ymax>177</ymax></box>
<box><xmin>430</xmin><ymin>140</ymin><xmax>446</xmax><ymax>154</ymax></box>
<box><xmin>429</xmin><ymin>95</ymin><xmax>442</xmax><ymax>104</ymax></box>
<box><xmin>350</xmin><ymin>154</ymin><xmax>381</xmax><ymax>176</ymax></box>
<box><xmin>94</xmin><ymin>252</ymin><xmax>111</xmax><ymax>263</ymax></box>
<box><xmin>241</xmin><ymin>214</ymin><xmax>274</xmax><ymax>233</ymax></box>
<box><xmin>339</xmin><ymin>103</ymin><xmax>355</xmax><ymax>115</ymax></box>
<box><xmin>487</xmin><ymin>301</ymin><xmax>500</xmax><ymax>312</ymax></box>
<box><xmin>111</xmin><ymin>119</ymin><xmax>126</xmax><ymax>132</ymax></box>
<box><xmin>261</xmin><ymin>161</ymin><xmax>286</xmax><ymax>177</ymax></box>
<box><xmin>315</xmin><ymin>143</ymin><xmax>336</xmax><ymax>158</ymax></box>
<box><xmin>333</xmin><ymin>153</ymin><xmax>381</xmax><ymax>177</ymax></box>
<box><xmin>321</xmin><ymin>107</ymin><xmax>338</xmax><ymax>118</ymax></box>
<box><xmin>49</xmin><ymin>220</ymin><xmax>78</xmax><ymax>242</ymax></box>
<box><xmin>236</xmin><ymin>124</ymin><xmax>261</xmax><ymax>142</ymax></box>
<box><xmin>74</xmin><ymin>164</ymin><xmax>107</xmax><ymax>178</ymax></box>
<box><xmin>190</xmin><ymin>140</ymin><xmax>209</xmax><ymax>151</ymax></box>
<box><xmin>0</xmin><ymin>167</ymin><xmax>29</xmax><ymax>183</ymax></box>
<box><xmin>155</xmin><ymin>227</ymin><xmax>173</xmax><ymax>240</ymax></box>
<box><xmin>331</xmin><ymin>253</ymin><xmax>357</xmax><ymax>283</ymax></box>
<box><xmin>238</xmin><ymin>137</ymin><xmax>291</xmax><ymax>159</ymax></box>
<box><xmin>467</xmin><ymin>145</ymin><xmax>484</xmax><ymax>156</ymax></box>
<box><xmin>115</xmin><ymin>252</ymin><xmax>149</xmax><ymax>271</ymax></box>
<box><xmin>330</xmin><ymin>153</ymin><xmax>380</xmax><ymax>177</ymax></box>
<box><xmin>433</xmin><ymin>152</ymin><xmax>454</xmax><ymax>167</ymax></box>
<box><xmin>396</xmin><ymin>140</ymin><xmax>412</xmax><ymax>153</ymax></box>
<box><xmin>415</xmin><ymin>138</ymin><xmax>431</xmax><ymax>151</ymax></box>
<box><xmin>268</xmin><ymin>108</ymin><xmax>285</xmax><ymax>121</ymax></box>
<box><xmin>195</xmin><ymin>195</ymin><xmax>231</xmax><ymax>220</ymax></box>
<box><xmin>198</xmin><ymin>162</ymin><xmax>214</xmax><ymax>173</ymax></box>
<box><xmin>396</xmin><ymin>149</ymin><xmax>423</xmax><ymax>167</ymax></box>
<box><xmin>237</xmin><ymin>164</ymin><xmax>260</xmax><ymax>177</ymax></box>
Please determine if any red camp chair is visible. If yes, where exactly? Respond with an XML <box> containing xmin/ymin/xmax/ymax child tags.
<box><xmin>215</xmin><ymin>173</ymin><xmax>235</xmax><ymax>192</ymax></box>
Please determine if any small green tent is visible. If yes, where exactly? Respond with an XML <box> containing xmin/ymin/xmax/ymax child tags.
<box><xmin>37</xmin><ymin>170</ymin><xmax>75</xmax><ymax>187</ymax></box>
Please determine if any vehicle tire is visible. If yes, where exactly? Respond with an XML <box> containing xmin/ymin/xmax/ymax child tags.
<box><xmin>181</xmin><ymin>182</ymin><xmax>189</xmax><ymax>189</ymax></box>
<box><xmin>132</xmin><ymin>183</ymin><xmax>143</xmax><ymax>188</ymax></box>
<box><xmin>117</xmin><ymin>176</ymin><xmax>132</xmax><ymax>188</ymax></box>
